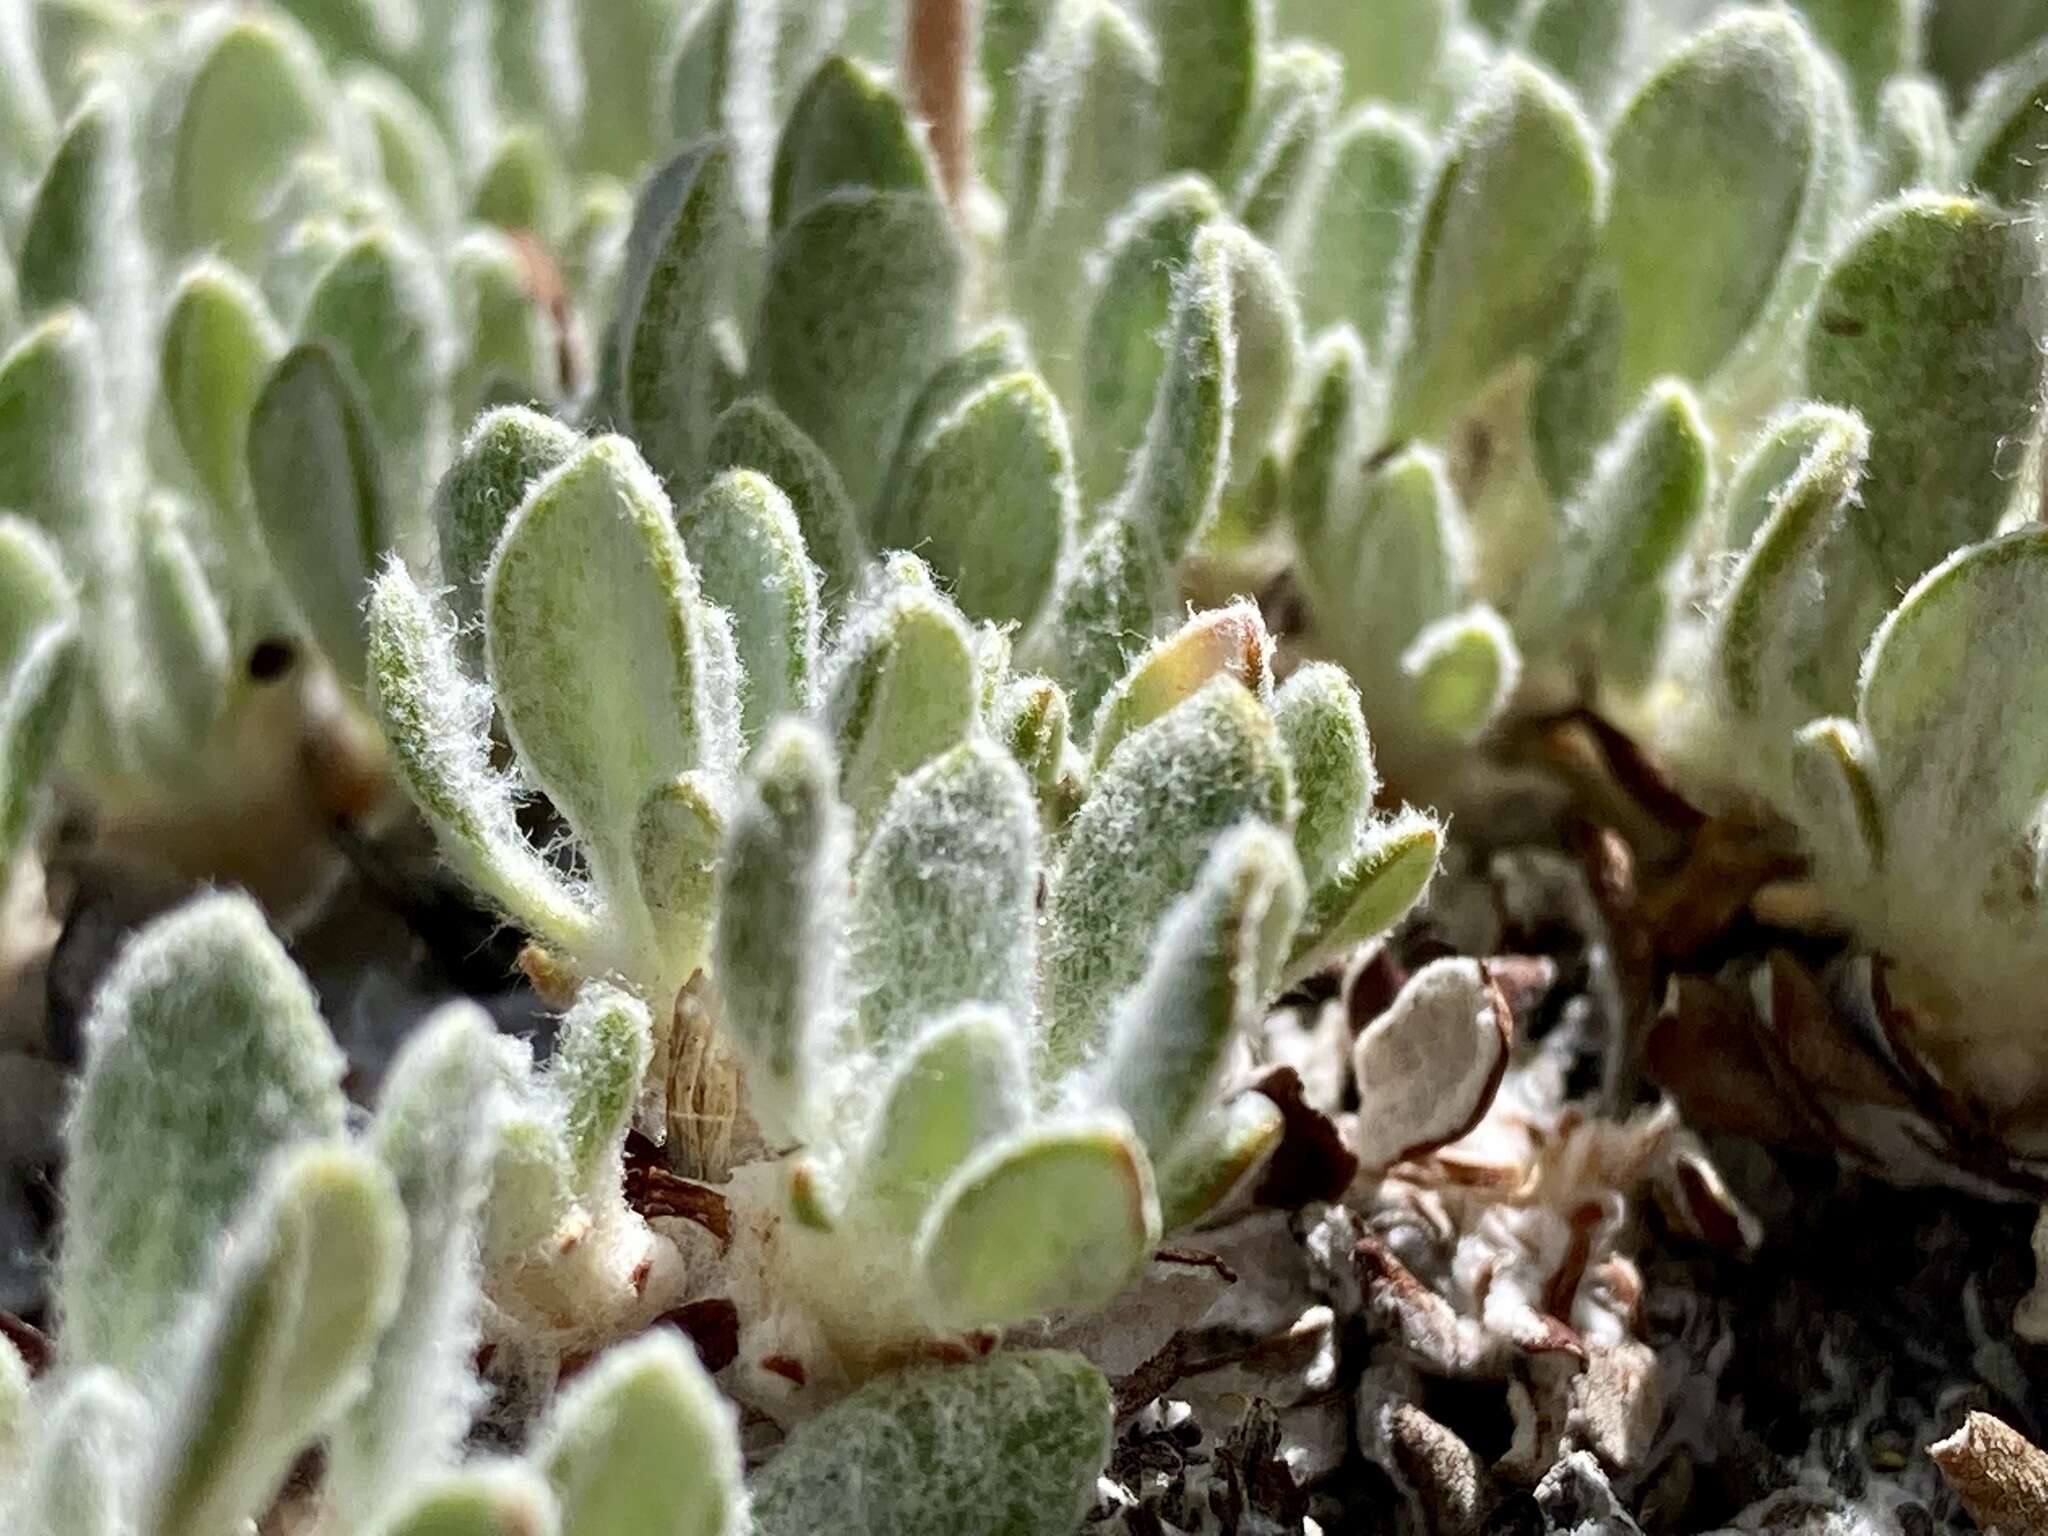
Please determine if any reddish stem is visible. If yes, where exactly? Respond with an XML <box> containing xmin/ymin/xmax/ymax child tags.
<box><xmin>905</xmin><ymin>0</ymin><xmax>974</xmax><ymax>205</ymax></box>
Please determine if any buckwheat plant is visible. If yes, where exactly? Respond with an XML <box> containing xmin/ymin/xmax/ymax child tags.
<box><xmin>1211</xmin><ymin>0</ymin><xmax>2048</xmax><ymax>1162</ymax></box>
<box><xmin>7</xmin><ymin>888</ymin><xmax>1119</xmax><ymax>1536</ymax></box>
<box><xmin>0</xmin><ymin>0</ymin><xmax>824</xmax><ymax>896</ymax></box>
<box><xmin>711</xmin><ymin>601</ymin><xmax>1439</xmax><ymax>1377</ymax></box>
<box><xmin>0</xmin><ymin>1</ymin><xmax>539</xmax><ymax>891</ymax></box>
<box><xmin>1253</xmin><ymin>1</ymin><xmax>2048</xmax><ymax>783</ymax></box>
<box><xmin>1</xmin><ymin>890</ymin><xmax>750</xmax><ymax>1536</ymax></box>
<box><xmin>565</xmin><ymin>37</ymin><xmax>1314</xmax><ymax>736</ymax></box>
<box><xmin>371</xmin><ymin>391</ymin><xmax>1441</xmax><ymax>1344</ymax></box>
<box><xmin>366</xmin><ymin>33</ymin><xmax>1393</xmax><ymax>1173</ymax></box>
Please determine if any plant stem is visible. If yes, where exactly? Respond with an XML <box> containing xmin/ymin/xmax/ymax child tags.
<box><xmin>906</xmin><ymin>0</ymin><xmax>974</xmax><ymax>205</ymax></box>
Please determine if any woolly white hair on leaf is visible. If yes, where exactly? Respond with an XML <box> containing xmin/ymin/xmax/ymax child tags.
<box><xmin>367</xmin><ymin>557</ymin><xmax>601</xmax><ymax>956</ymax></box>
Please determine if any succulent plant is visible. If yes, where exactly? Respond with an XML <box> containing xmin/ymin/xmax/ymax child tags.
<box><xmin>371</xmin><ymin>380</ymin><xmax>1442</xmax><ymax>1346</ymax></box>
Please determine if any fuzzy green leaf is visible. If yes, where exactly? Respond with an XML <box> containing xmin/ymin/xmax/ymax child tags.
<box><xmin>706</xmin><ymin>396</ymin><xmax>865</xmax><ymax>605</ymax></box>
<box><xmin>750</xmin><ymin>1351</ymin><xmax>1112</xmax><ymax>1536</ymax></box>
<box><xmin>1076</xmin><ymin>178</ymin><xmax>1221</xmax><ymax>502</ymax></box>
<box><xmin>1115</xmin><ymin>223</ymin><xmax>1235</xmax><ymax>559</ymax></box>
<box><xmin>593</xmin><ymin>143</ymin><xmax>720</xmax><ymax>424</ymax></box>
<box><xmin>983</xmin><ymin>0</ymin><xmax>1056</xmax><ymax>180</ymax></box>
<box><xmin>300</xmin><ymin>225</ymin><xmax>449</xmax><ymax>505</ymax></box>
<box><xmin>1530</xmin><ymin>274</ymin><xmax>1623</xmax><ymax>501</ymax></box>
<box><xmin>1299</xmin><ymin>108</ymin><xmax>1431</xmax><ymax>350</ymax></box>
<box><xmin>486</xmin><ymin>436</ymin><xmax>715</xmax><ymax>900</ymax></box>
<box><xmin>1960</xmin><ymin>35</ymin><xmax>2048</xmax><ymax>205</ymax></box>
<box><xmin>162</xmin><ymin>263</ymin><xmax>283</xmax><ymax>531</ymax></box>
<box><xmin>18</xmin><ymin>87</ymin><xmax>147</xmax><ymax>415</ymax></box>
<box><xmin>1805</xmin><ymin>194</ymin><xmax>2045</xmax><ymax>590</ymax></box>
<box><xmin>171</xmin><ymin>18</ymin><xmax>332</xmax><ymax>263</ymax></box>
<box><xmin>622</xmin><ymin>144</ymin><xmax>736</xmax><ymax>492</ymax></box>
<box><xmin>823</xmin><ymin>574</ymin><xmax>981</xmax><ymax>830</ymax></box>
<box><xmin>1276</xmin><ymin>0</ymin><xmax>1449</xmax><ymax>109</ymax></box>
<box><xmin>550</xmin><ymin>983</ymin><xmax>653</xmax><ymax>1204</ymax></box>
<box><xmin>1715</xmin><ymin>405</ymin><xmax>1873</xmax><ymax>741</ymax></box>
<box><xmin>1387</xmin><ymin>61</ymin><xmax>1601</xmax><ymax>441</ymax></box>
<box><xmin>1047</xmin><ymin>677</ymin><xmax>1290</xmax><ymax>1074</ymax></box>
<box><xmin>917</xmin><ymin>1125</ymin><xmax>1158</xmax><ymax>1328</ymax></box>
<box><xmin>60</xmin><ymin>893</ymin><xmax>348</xmax><ymax>1374</ymax></box>
<box><xmin>1273</xmin><ymin>662</ymin><xmax>1375</xmax><ymax>891</ymax></box>
<box><xmin>329</xmin><ymin>1006</ymin><xmax>506</xmax><ymax>1530</ymax></box>
<box><xmin>1520</xmin><ymin>0</ymin><xmax>1636</xmax><ymax>118</ymax></box>
<box><xmin>381</xmin><ymin>1467</ymin><xmax>563</xmax><ymax>1536</ymax></box>
<box><xmin>872</xmin><ymin>372</ymin><xmax>1075</xmax><ymax>627</ymax></box>
<box><xmin>1155</xmin><ymin>1090</ymin><xmax>1284</xmax><ymax>1232</ymax></box>
<box><xmin>481</xmin><ymin>1080</ymin><xmax>575</xmax><ymax>1273</ymax></box>
<box><xmin>885</xmin><ymin>325</ymin><xmax>1034</xmax><ymax>508</ymax></box>
<box><xmin>771</xmin><ymin>54</ymin><xmax>935</xmax><ymax>231</ymax></box>
<box><xmin>682</xmin><ymin>469</ymin><xmax>819</xmax><ymax>737</ymax></box>
<box><xmin>10</xmin><ymin>1368</ymin><xmax>147</xmax><ymax>1536</ymax></box>
<box><xmin>537</xmin><ymin>1332</ymin><xmax>745</xmax><ymax>1536</ymax></box>
<box><xmin>861</xmin><ymin>1005</ymin><xmax>1031</xmax><ymax>1223</ymax></box>
<box><xmin>450</xmin><ymin>229</ymin><xmax>555</xmax><ymax>418</ymax></box>
<box><xmin>1099</xmin><ymin>823</ymin><xmax>1304</xmax><ymax>1157</ymax></box>
<box><xmin>143</xmin><ymin>1146</ymin><xmax>406</xmax><ymax>1536</ymax></box>
<box><xmin>0</xmin><ymin>0</ymin><xmax>52</xmax><ymax>210</ymax></box>
<box><xmin>432</xmin><ymin>407</ymin><xmax>581</xmax><ymax>648</ymax></box>
<box><xmin>757</xmin><ymin>189</ymin><xmax>963</xmax><ymax>507</ymax></box>
<box><xmin>663</xmin><ymin>0</ymin><xmax>733</xmax><ymax>144</ymax></box>
<box><xmin>367</xmin><ymin>562</ymin><xmax>599</xmax><ymax>954</ymax></box>
<box><xmin>1029</xmin><ymin>514</ymin><xmax>1172</xmax><ymax>726</ymax></box>
<box><xmin>1720</xmin><ymin>402</ymin><xmax>1857</xmax><ymax>553</ymax></box>
<box><xmin>1870</xmin><ymin>75</ymin><xmax>1954</xmax><ymax>201</ymax></box>
<box><xmin>1794</xmin><ymin>0</ymin><xmax>1915</xmax><ymax>120</ymax></box>
<box><xmin>133</xmin><ymin>499</ymin><xmax>228</xmax><ymax>757</ymax></box>
<box><xmin>848</xmin><ymin>740</ymin><xmax>1039</xmax><ymax>1054</ymax></box>
<box><xmin>1231</xmin><ymin>42</ymin><xmax>1341</xmax><ymax>249</ymax></box>
<box><xmin>1788</xmin><ymin>716</ymin><xmax>1881</xmax><ymax>880</ymax></box>
<box><xmin>1154</xmin><ymin>0</ymin><xmax>1260</xmax><ymax>176</ymax></box>
<box><xmin>1517</xmin><ymin>381</ymin><xmax>1713</xmax><ymax>662</ymax></box>
<box><xmin>714</xmin><ymin>723</ymin><xmax>848</xmax><ymax>1142</ymax></box>
<box><xmin>1306</xmin><ymin>442</ymin><xmax>1471</xmax><ymax>709</ymax></box>
<box><xmin>0</xmin><ymin>516</ymin><xmax>77</xmax><ymax>868</ymax></box>
<box><xmin>1283</xmin><ymin>326</ymin><xmax>1367</xmax><ymax>560</ymax></box>
<box><xmin>996</xmin><ymin>674</ymin><xmax>1074</xmax><ymax>798</ymax></box>
<box><xmin>1603</xmin><ymin>10</ymin><xmax>1838</xmax><ymax>397</ymax></box>
<box><xmin>1401</xmin><ymin>607</ymin><xmax>1520</xmax><ymax>744</ymax></box>
<box><xmin>247</xmin><ymin>341</ymin><xmax>390</xmax><ymax>687</ymax></box>
<box><xmin>1294</xmin><ymin>810</ymin><xmax>1444</xmax><ymax>978</ymax></box>
<box><xmin>1925</xmin><ymin>0</ymin><xmax>2048</xmax><ymax>106</ymax></box>
<box><xmin>471</xmin><ymin>128</ymin><xmax>565</xmax><ymax>238</ymax></box>
<box><xmin>1006</xmin><ymin>1</ymin><xmax>1163</xmax><ymax>379</ymax></box>
<box><xmin>1090</xmin><ymin>601</ymin><xmax>1270</xmax><ymax>769</ymax></box>
<box><xmin>344</xmin><ymin>68</ymin><xmax>459</xmax><ymax>241</ymax></box>
<box><xmin>632</xmin><ymin>773</ymin><xmax>725</xmax><ymax>984</ymax></box>
<box><xmin>575</xmin><ymin>0</ymin><xmax>670</xmax><ymax>174</ymax></box>
<box><xmin>1217</xmin><ymin>224</ymin><xmax>1302</xmax><ymax>491</ymax></box>
<box><xmin>1858</xmin><ymin>528</ymin><xmax>2048</xmax><ymax>853</ymax></box>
